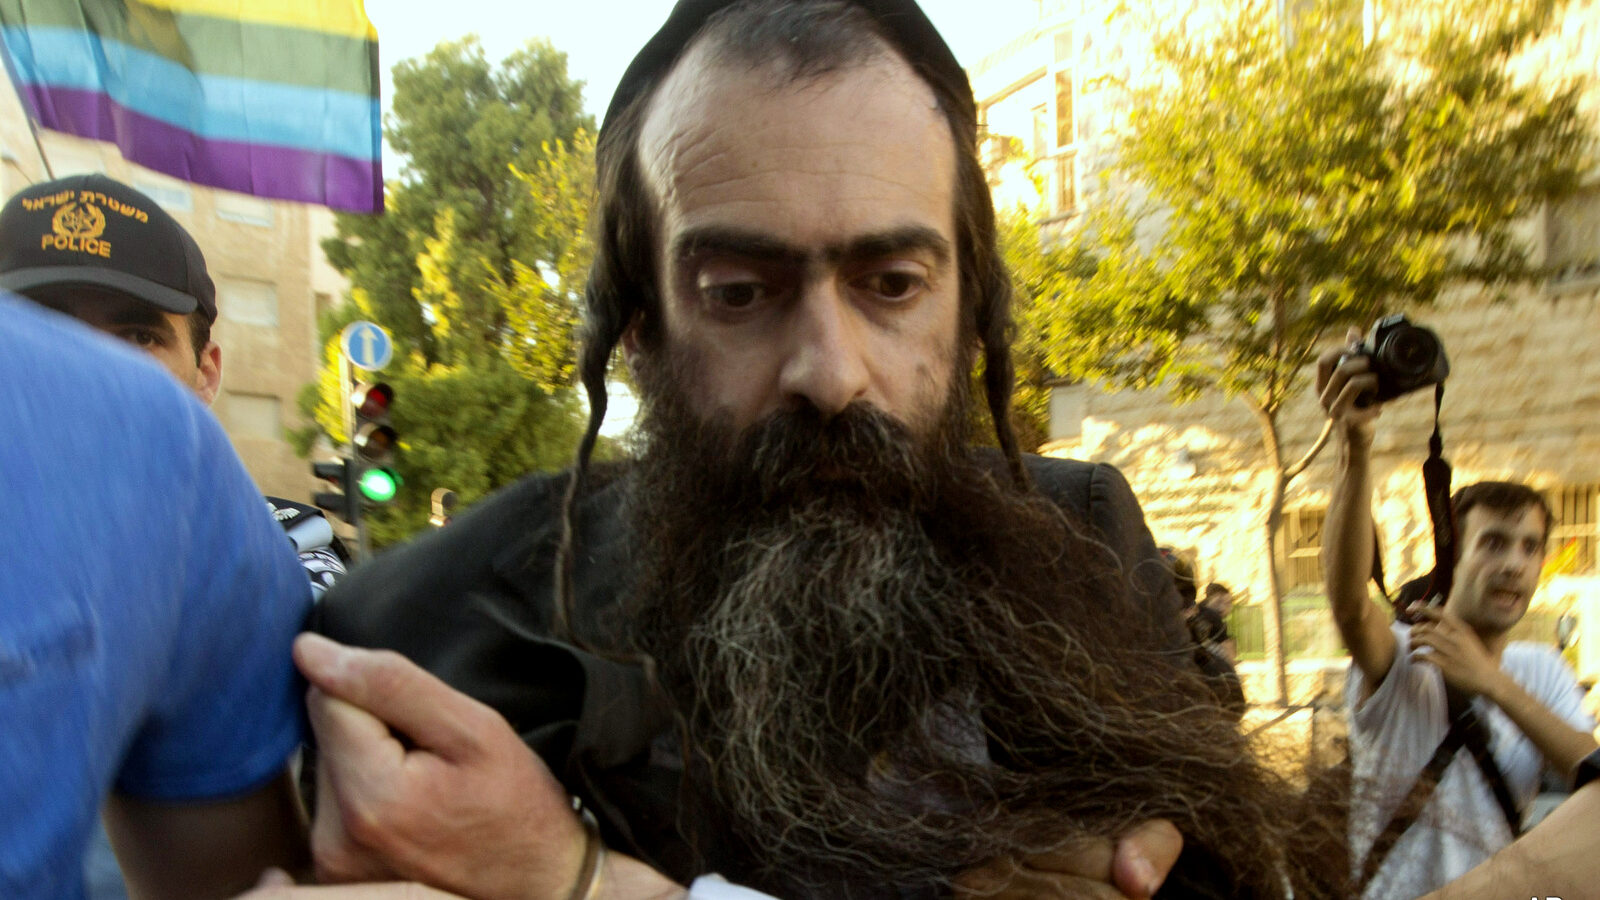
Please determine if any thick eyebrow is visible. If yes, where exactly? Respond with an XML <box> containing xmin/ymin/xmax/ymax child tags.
<box><xmin>105</xmin><ymin>304</ymin><xmax>176</xmax><ymax>333</ymax></box>
<box><xmin>837</xmin><ymin>226</ymin><xmax>952</xmax><ymax>266</ymax></box>
<box><xmin>672</xmin><ymin>225</ymin><xmax>952</xmax><ymax>267</ymax></box>
<box><xmin>674</xmin><ymin>226</ymin><xmax>804</xmax><ymax>265</ymax></box>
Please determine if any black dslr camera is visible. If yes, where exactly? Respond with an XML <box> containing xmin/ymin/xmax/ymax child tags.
<box><xmin>1343</xmin><ymin>314</ymin><xmax>1450</xmax><ymax>407</ymax></box>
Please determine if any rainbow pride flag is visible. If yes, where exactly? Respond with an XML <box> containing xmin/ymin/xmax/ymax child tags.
<box><xmin>0</xmin><ymin>1</ymin><xmax>382</xmax><ymax>212</ymax></box>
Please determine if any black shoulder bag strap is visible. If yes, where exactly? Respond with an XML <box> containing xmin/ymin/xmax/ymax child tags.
<box><xmin>1451</xmin><ymin>684</ymin><xmax>1524</xmax><ymax>838</ymax></box>
<box><xmin>1356</xmin><ymin>682</ymin><xmax>1523</xmax><ymax>891</ymax></box>
<box><xmin>1355</xmin><ymin>687</ymin><xmax>1473</xmax><ymax>892</ymax></box>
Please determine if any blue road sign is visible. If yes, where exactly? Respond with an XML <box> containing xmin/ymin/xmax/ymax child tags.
<box><xmin>341</xmin><ymin>321</ymin><xmax>393</xmax><ymax>371</ymax></box>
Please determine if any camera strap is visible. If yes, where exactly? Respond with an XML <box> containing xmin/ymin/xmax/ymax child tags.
<box><xmin>1418</xmin><ymin>382</ymin><xmax>1456</xmax><ymax>610</ymax></box>
<box><xmin>1371</xmin><ymin>383</ymin><xmax>1456</xmax><ymax>623</ymax></box>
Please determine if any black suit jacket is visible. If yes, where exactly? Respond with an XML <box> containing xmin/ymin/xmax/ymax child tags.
<box><xmin>314</xmin><ymin>453</ymin><xmax>1200</xmax><ymax>894</ymax></box>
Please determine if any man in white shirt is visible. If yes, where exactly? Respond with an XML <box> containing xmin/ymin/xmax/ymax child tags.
<box><xmin>1318</xmin><ymin>335</ymin><xmax>1596</xmax><ymax>898</ymax></box>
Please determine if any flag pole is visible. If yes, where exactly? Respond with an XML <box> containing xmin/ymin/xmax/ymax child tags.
<box><xmin>0</xmin><ymin>43</ymin><xmax>53</xmax><ymax>181</ymax></box>
<box><xmin>24</xmin><ymin>110</ymin><xmax>54</xmax><ymax>180</ymax></box>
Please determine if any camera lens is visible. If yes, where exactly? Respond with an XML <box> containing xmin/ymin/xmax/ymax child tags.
<box><xmin>1379</xmin><ymin>328</ymin><xmax>1439</xmax><ymax>377</ymax></box>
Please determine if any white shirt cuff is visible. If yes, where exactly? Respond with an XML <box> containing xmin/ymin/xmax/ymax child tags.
<box><xmin>688</xmin><ymin>874</ymin><xmax>781</xmax><ymax>899</ymax></box>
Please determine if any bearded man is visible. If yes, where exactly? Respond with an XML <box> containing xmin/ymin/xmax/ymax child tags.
<box><xmin>295</xmin><ymin>2</ymin><xmax>1344</xmax><ymax>898</ymax></box>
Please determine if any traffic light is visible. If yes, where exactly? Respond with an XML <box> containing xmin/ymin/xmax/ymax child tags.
<box><xmin>350</xmin><ymin>381</ymin><xmax>400</xmax><ymax>505</ymax></box>
<box><xmin>310</xmin><ymin>382</ymin><xmax>401</xmax><ymax>534</ymax></box>
<box><xmin>312</xmin><ymin>459</ymin><xmax>359</xmax><ymax>524</ymax></box>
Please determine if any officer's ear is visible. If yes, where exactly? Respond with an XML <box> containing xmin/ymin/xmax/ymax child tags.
<box><xmin>194</xmin><ymin>340</ymin><xmax>222</xmax><ymax>406</ymax></box>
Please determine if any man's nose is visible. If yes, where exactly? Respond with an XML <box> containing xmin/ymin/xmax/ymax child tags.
<box><xmin>1506</xmin><ymin>546</ymin><xmax>1539</xmax><ymax>577</ymax></box>
<box><xmin>778</xmin><ymin>281</ymin><xmax>869</xmax><ymax>418</ymax></box>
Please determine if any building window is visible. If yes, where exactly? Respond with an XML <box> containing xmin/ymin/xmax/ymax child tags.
<box><xmin>314</xmin><ymin>291</ymin><xmax>335</xmax><ymax>324</ymax></box>
<box><xmin>215</xmin><ymin>192</ymin><xmax>274</xmax><ymax>227</ymax></box>
<box><xmin>1053</xmin><ymin>69</ymin><xmax>1074</xmax><ymax>151</ymax></box>
<box><xmin>223</xmin><ymin>392</ymin><xmax>282</xmax><ymax>442</ymax></box>
<box><xmin>1048</xmin><ymin>24</ymin><xmax>1076</xmax><ymax>154</ymax></box>
<box><xmin>1278</xmin><ymin>507</ymin><xmax>1326</xmax><ymax>593</ymax></box>
<box><xmin>217</xmin><ymin>277</ymin><xmax>279</xmax><ymax>327</ymax></box>
<box><xmin>1031</xmin><ymin>103</ymin><xmax>1049</xmax><ymax>159</ymax></box>
<box><xmin>1052</xmin><ymin>29</ymin><xmax>1073</xmax><ymax>62</ymax></box>
<box><xmin>47</xmin><ymin>148</ymin><xmax>106</xmax><ymax>177</ymax></box>
<box><xmin>1223</xmin><ymin>506</ymin><xmax>1340</xmax><ymax>662</ymax></box>
<box><xmin>1054</xmin><ymin>153</ymin><xmax>1077</xmax><ymax>217</ymax></box>
<box><xmin>133</xmin><ymin>174</ymin><xmax>193</xmax><ymax>213</ymax></box>
<box><xmin>1040</xmin><ymin>23</ymin><xmax>1078</xmax><ymax>219</ymax></box>
<box><xmin>1547</xmin><ymin>484</ymin><xmax>1599</xmax><ymax>576</ymax></box>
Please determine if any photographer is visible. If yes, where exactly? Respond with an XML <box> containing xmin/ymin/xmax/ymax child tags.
<box><xmin>1318</xmin><ymin>326</ymin><xmax>1596</xmax><ymax>899</ymax></box>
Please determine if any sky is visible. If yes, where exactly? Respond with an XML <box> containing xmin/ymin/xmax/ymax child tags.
<box><xmin>363</xmin><ymin>0</ymin><xmax>1041</xmax><ymax>127</ymax></box>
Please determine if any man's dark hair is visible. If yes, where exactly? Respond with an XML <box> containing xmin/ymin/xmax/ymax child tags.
<box><xmin>1395</xmin><ymin>574</ymin><xmax>1432</xmax><ymax>607</ymax></box>
<box><xmin>1452</xmin><ymin>480</ymin><xmax>1553</xmax><ymax>545</ymax></box>
<box><xmin>555</xmin><ymin>0</ymin><xmax>1025</xmax><ymax>633</ymax></box>
<box><xmin>186</xmin><ymin>311</ymin><xmax>210</xmax><ymax>365</ymax></box>
<box><xmin>1205</xmin><ymin>582</ymin><xmax>1230</xmax><ymax>599</ymax></box>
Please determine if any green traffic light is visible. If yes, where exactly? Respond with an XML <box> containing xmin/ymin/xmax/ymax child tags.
<box><xmin>358</xmin><ymin>467</ymin><xmax>399</xmax><ymax>503</ymax></box>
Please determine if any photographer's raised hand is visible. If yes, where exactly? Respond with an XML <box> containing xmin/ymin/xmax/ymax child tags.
<box><xmin>293</xmin><ymin>633</ymin><xmax>688</xmax><ymax>900</ymax></box>
<box><xmin>1316</xmin><ymin>327</ymin><xmax>1383</xmax><ymax>444</ymax></box>
<box><xmin>1319</xmin><ymin>328</ymin><xmax>1401</xmax><ymax>693</ymax></box>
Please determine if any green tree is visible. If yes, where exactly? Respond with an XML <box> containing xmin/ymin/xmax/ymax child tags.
<box><xmin>1042</xmin><ymin>0</ymin><xmax>1590</xmax><ymax>703</ymax></box>
<box><xmin>999</xmin><ymin>203</ymin><xmax>1096</xmax><ymax>451</ymax></box>
<box><xmin>297</xmin><ymin>37</ymin><xmax>601</xmax><ymax>544</ymax></box>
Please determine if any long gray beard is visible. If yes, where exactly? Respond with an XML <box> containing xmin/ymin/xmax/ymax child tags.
<box><xmin>623</xmin><ymin>354</ymin><xmax>1331</xmax><ymax>898</ymax></box>
<box><xmin>688</xmin><ymin>498</ymin><xmax>983</xmax><ymax>813</ymax></box>
<box><xmin>651</xmin><ymin>491</ymin><xmax>1101</xmax><ymax>891</ymax></box>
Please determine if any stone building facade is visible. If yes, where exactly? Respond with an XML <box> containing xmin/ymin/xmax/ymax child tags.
<box><xmin>971</xmin><ymin>0</ymin><xmax>1600</xmax><ymax>699</ymax></box>
<box><xmin>0</xmin><ymin>79</ymin><xmax>342</xmax><ymax>506</ymax></box>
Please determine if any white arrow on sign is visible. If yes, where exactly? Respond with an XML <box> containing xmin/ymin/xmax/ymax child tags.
<box><xmin>340</xmin><ymin>320</ymin><xmax>393</xmax><ymax>371</ymax></box>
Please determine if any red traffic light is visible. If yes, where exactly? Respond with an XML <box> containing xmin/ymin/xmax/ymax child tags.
<box><xmin>351</xmin><ymin>382</ymin><xmax>393</xmax><ymax>419</ymax></box>
<box><xmin>353</xmin><ymin>422</ymin><xmax>398</xmax><ymax>461</ymax></box>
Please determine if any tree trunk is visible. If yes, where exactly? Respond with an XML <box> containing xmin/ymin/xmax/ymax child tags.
<box><xmin>1252</xmin><ymin>400</ymin><xmax>1292</xmax><ymax>708</ymax></box>
<box><xmin>1262</xmin><ymin>472</ymin><xmax>1291</xmax><ymax>708</ymax></box>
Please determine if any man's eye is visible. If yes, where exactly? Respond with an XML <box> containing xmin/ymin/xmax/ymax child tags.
<box><xmin>856</xmin><ymin>270</ymin><xmax>924</xmax><ymax>302</ymax></box>
<box><xmin>703</xmin><ymin>283</ymin><xmax>766</xmax><ymax>309</ymax></box>
<box><xmin>120</xmin><ymin>329</ymin><xmax>162</xmax><ymax>348</ymax></box>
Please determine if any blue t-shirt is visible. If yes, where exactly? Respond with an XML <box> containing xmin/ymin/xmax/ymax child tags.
<box><xmin>0</xmin><ymin>297</ymin><xmax>311</xmax><ymax>899</ymax></box>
